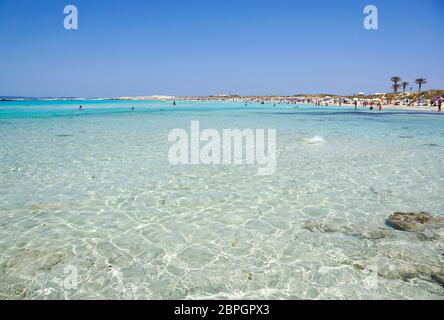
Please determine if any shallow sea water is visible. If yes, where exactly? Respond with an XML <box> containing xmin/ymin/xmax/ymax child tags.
<box><xmin>0</xmin><ymin>100</ymin><xmax>443</xmax><ymax>299</ymax></box>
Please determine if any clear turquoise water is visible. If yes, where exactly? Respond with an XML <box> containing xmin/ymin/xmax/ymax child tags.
<box><xmin>0</xmin><ymin>100</ymin><xmax>443</xmax><ymax>299</ymax></box>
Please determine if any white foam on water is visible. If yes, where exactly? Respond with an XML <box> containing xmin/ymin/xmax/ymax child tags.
<box><xmin>304</xmin><ymin>135</ymin><xmax>326</xmax><ymax>144</ymax></box>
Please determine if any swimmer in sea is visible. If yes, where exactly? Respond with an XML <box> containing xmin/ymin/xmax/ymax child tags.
<box><xmin>79</xmin><ymin>105</ymin><xmax>83</xmax><ymax>110</ymax></box>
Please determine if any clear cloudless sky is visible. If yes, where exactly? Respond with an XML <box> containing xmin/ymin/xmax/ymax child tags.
<box><xmin>0</xmin><ymin>0</ymin><xmax>443</xmax><ymax>97</ymax></box>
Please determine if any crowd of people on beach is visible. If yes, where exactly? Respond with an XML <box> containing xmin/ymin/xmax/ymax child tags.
<box><xmin>190</xmin><ymin>95</ymin><xmax>442</xmax><ymax>111</ymax></box>
<box><xmin>73</xmin><ymin>95</ymin><xmax>442</xmax><ymax>112</ymax></box>
<box><xmin>176</xmin><ymin>94</ymin><xmax>443</xmax><ymax>112</ymax></box>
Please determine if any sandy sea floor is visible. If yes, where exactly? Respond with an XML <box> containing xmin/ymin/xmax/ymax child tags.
<box><xmin>0</xmin><ymin>100</ymin><xmax>443</xmax><ymax>299</ymax></box>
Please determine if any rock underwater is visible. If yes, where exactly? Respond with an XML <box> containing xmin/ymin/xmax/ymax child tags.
<box><xmin>303</xmin><ymin>213</ymin><xmax>444</xmax><ymax>289</ymax></box>
<box><xmin>386</xmin><ymin>212</ymin><xmax>444</xmax><ymax>232</ymax></box>
<box><xmin>302</xmin><ymin>221</ymin><xmax>395</xmax><ymax>240</ymax></box>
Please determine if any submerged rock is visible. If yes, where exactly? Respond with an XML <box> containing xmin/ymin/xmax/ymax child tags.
<box><xmin>386</xmin><ymin>212</ymin><xmax>444</xmax><ymax>232</ymax></box>
<box><xmin>30</xmin><ymin>202</ymin><xmax>65</xmax><ymax>212</ymax></box>
<box><xmin>303</xmin><ymin>221</ymin><xmax>394</xmax><ymax>240</ymax></box>
<box><xmin>2</xmin><ymin>249</ymin><xmax>65</xmax><ymax>275</ymax></box>
<box><xmin>416</xmin><ymin>229</ymin><xmax>441</xmax><ymax>242</ymax></box>
<box><xmin>431</xmin><ymin>272</ymin><xmax>444</xmax><ymax>288</ymax></box>
<box><xmin>344</xmin><ymin>257</ymin><xmax>444</xmax><ymax>290</ymax></box>
<box><xmin>360</xmin><ymin>229</ymin><xmax>395</xmax><ymax>240</ymax></box>
<box><xmin>302</xmin><ymin>221</ymin><xmax>351</xmax><ymax>234</ymax></box>
<box><xmin>387</xmin><ymin>212</ymin><xmax>444</xmax><ymax>242</ymax></box>
<box><xmin>0</xmin><ymin>285</ymin><xmax>29</xmax><ymax>300</ymax></box>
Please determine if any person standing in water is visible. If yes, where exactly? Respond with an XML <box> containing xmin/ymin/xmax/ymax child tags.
<box><xmin>438</xmin><ymin>100</ymin><xmax>442</xmax><ymax>112</ymax></box>
<box><xmin>173</xmin><ymin>101</ymin><xmax>176</xmax><ymax>106</ymax></box>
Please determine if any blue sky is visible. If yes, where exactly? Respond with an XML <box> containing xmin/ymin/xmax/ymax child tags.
<box><xmin>0</xmin><ymin>0</ymin><xmax>443</xmax><ymax>97</ymax></box>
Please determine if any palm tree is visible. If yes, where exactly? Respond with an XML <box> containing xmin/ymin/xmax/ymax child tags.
<box><xmin>415</xmin><ymin>78</ymin><xmax>427</xmax><ymax>92</ymax></box>
<box><xmin>391</xmin><ymin>77</ymin><xmax>402</xmax><ymax>93</ymax></box>
<box><xmin>401</xmin><ymin>81</ymin><xmax>409</xmax><ymax>93</ymax></box>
